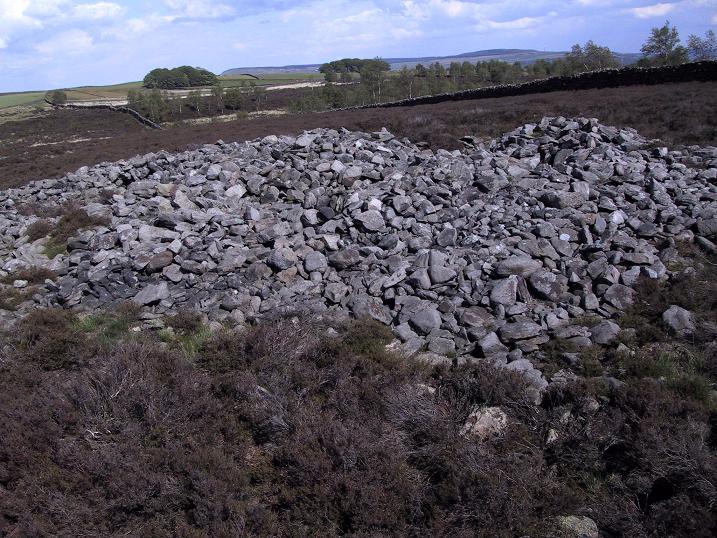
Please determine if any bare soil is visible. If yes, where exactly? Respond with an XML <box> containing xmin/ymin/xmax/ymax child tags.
<box><xmin>1</xmin><ymin>81</ymin><xmax>715</xmax><ymax>189</ymax></box>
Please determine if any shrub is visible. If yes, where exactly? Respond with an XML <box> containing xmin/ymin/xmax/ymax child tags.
<box><xmin>51</xmin><ymin>204</ymin><xmax>110</xmax><ymax>246</ymax></box>
<box><xmin>17</xmin><ymin>309</ymin><xmax>86</xmax><ymax>369</ymax></box>
<box><xmin>25</xmin><ymin>219</ymin><xmax>52</xmax><ymax>241</ymax></box>
<box><xmin>0</xmin><ymin>287</ymin><xmax>28</xmax><ymax>311</ymax></box>
<box><xmin>166</xmin><ymin>309</ymin><xmax>204</xmax><ymax>333</ymax></box>
<box><xmin>46</xmin><ymin>90</ymin><xmax>67</xmax><ymax>105</ymax></box>
<box><xmin>0</xmin><ymin>313</ymin><xmax>714</xmax><ymax>536</ymax></box>
<box><xmin>1</xmin><ymin>266</ymin><xmax>57</xmax><ymax>285</ymax></box>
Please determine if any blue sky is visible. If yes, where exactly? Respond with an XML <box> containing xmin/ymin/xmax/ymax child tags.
<box><xmin>1</xmin><ymin>0</ymin><xmax>715</xmax><ymax>92</ymax></box>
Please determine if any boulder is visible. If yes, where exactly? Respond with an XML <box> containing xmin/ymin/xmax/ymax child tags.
<box><xmin>459</xmin><ymin>407</ymin><xmax>508</xmax><ymax>439</ymax></box>
<box><xmin>132</xmin><ymin>282</ymin><xmax>169</xmax><ymax>305</ymax></box>
<box><xmin>662</xmin><ymin>305</ymin><xmax>696</xmax><ymax>336</ymax></box>
<box><xmin>410</xmin><ymin>309</ymin><xmax>442</xmax><ymax>335</ymax></box>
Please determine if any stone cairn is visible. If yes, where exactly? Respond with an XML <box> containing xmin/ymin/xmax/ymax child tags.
<box><xmin>2</xmin><ymin>117</ymin><xmax>716</xmax><ymax>400</ymax></box>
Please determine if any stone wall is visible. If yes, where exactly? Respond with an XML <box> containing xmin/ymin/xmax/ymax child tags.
<box><xmin>359</xmin><ymin>60</ymin><xmax>717</xmax><ymax>109</ymax></box>
<box><xmin>47</xmin><ymin>100</ymin><xmax>162</xmax><ymax>129</ymax></box>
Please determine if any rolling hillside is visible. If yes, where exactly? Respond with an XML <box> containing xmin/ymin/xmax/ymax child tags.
<box><xmin>222</xmin><ymin>48</ymin><xmax>642</xmax><ymax>76</ymax></box>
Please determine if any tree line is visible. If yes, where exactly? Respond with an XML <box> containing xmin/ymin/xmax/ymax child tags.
<box><xmin>290</xmin><ymin>22</ymin><xmax>714</xmax><ymax>111</ymax></box>
<box><xmin>126</xmin><ymin>80</ymin><xmax>269</xmax><ymax>123</ymax></box>
<box><xmin>46</xmin><ymin>22</ymin><xmax>715</xmax><ymax>117</ymax></box>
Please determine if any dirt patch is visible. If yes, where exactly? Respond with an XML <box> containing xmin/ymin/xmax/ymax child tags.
<box><xmin>1</xmin><ymin>80</ymin><xmax>715</xmax><ymax>189</ymax></box>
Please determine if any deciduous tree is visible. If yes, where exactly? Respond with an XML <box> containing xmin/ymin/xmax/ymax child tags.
<box><xmin>687</xmin><ymin>29</ymin><xmax>717</xmax><ymax>60</ymax></box>
<box><xmin>640</xmin><ymin>20</ymin><xmax>689</xmax><ymax>66</ymax></box>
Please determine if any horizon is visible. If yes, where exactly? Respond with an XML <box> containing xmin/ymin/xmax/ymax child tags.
<box><xmin>1</xmin><ymin>1</ymin><xmax>716</xmax><ymax>93</ymax></box>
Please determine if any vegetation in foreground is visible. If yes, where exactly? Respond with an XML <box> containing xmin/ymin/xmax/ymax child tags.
<box><xmin>0</xmin><ymin>252</ymin><xmax>715</xmax><ymax>537</ymax></box>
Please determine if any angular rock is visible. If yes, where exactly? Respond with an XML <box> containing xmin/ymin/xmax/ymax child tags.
<box><xmin>410</xmin><ymin>308</ymin><xmax>442</xmax><ymax>335</ymax></box>
<box><xmin>459</xmin><ymin>407</ymin><xmax>508</xmax><ymax>439</ymax></box>
<box><xmin>590</xmin><ymin>320</ymin><xmax>621</xmax><ymax>345</ymax></box>
<box><xmin>499</xmin><ymin>321</ymin><xmax>542</xmax><ymax>342</ymax></box>
<box><xmin>328</xmin><ymin>248</ymin><xmax>362</xmax><ymax>270</ymax></box>
<box><xmin>304</xmin><ymin>251</ymin><xmax>328</xmax><ymax>272</ymax></box>
<box><xmin>355</xmin><ymin>210</ymin><xmax>384</xmax><ymax>232</ymax></box>
<box><xmin>132</xmin><ymin>282</ymin><xmax>169</xmax><ymax>305</ymax></box>
<box><xmin>267</xmin><ymin>248</ymin><xmax>298</xmax><ymax>271</ymax></box>
<box><xmin>528</xmin><ymin>271</ymin><xmax>567</xmax><ymax>302</ymax></box>
<box><xmin>490</xmin><ymin>276</ymin><xmax>518</xmax><ymax>306</ymax></box>
<box><xmin>495</xmin><ymin>256</ymin><xmax>542</xmax><ymax>277</ymax></box>
<box><xmin>662</xmin><ymin>305</ymin><xmax>696</xmax><ymax>336</ymax></box>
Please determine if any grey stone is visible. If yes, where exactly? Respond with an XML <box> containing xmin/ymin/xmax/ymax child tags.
<box><xmin>407</xmin><ymin>268</ymin><xmax>432</xmax><ymax>290</ymax></box>
<box><xmin>427</xmin><ymin>336</ymin><xmax>455</xmax><ymax>355</ymax></box>
<box><xmin>410</xmin><ymin>308</ymin><xmax>442</xmax><ymax>335</ymax></box>
<box><xmin>528</xmin><ymin>271</ymin><xmax>567</xmax><ymax>302</ymax></box>
<box><xmin>328</xmin><ymin>248</ymin><xmax>362</xmax><ymax>270</ymax></box>
<box><xmin>132</xmin><ymin>282</ymin><xmax>169</xmax><ymax>305</ymax></box>
<box><xmin>355</xmin><ymin>210</ymin><xmax>385</xmax><ymax>232</ymax></box>
<box><xmin>499</xmin><ymin>321</ymin><xmax>542</xmax><ymax>342</ymax></box>
<box><xmin>2</xmin><ymin>116</ymin><xmax>714</xmax><ymax>371</ymax></box>
<box><xmin>557</xmin><ymin>516</ymin><xmax>599</xmax><ymax>538</ymax></box>
<box><xmin>225</xmin><ymin>183</ymin><xmax>247</xmax><ymax>198</ymax></box>
<box><xmin>459</xmin><ymin>406</ymin><xmax>508</xmax><ymax>439</ymax></box>
<box><xmin>479</xmin><ymin>332</ymin><xmax>509</xmax><ymax>356</ymax></box>
<box><xmin>267</xmin><ymin>248</ymin><xmax>298</xmax><ymax>271</ymax></box>
<box><xmin>504</xmin><ymin>359</ymin><xmax>547</xmax><ymax>404</ymax></box>
<box><xmin>428</xmin><ymin>265</ymin><xmax>457</xmax><ymax>285</ymax></box>
<box><xmin>590</xmin><ymin>320</ymin><xmax>621</xmax><ymax>345</ymax></box>
<box><xmin>490</xmin><ymin>276</ymin><xmax>518</xmax><ymax>306</ymax></box>
<box><xmin>603</xmin><ymin>284</ymin><xmax>636</xmax><ymax>310</ymax></box>
<box><xmin>304</xmin><ymin>251</ymin><xmax>328</xmax><ymax>272</ymax></box>
<box><xmin>437</xmin><ymin>228</ymin><xmax>457</xmax><ymax>247</ymax></box>
<box><xmin>662</xmin><ymin>305</ymin><xmax>696</xmax><ymax>336</ymax></box>
<box><xmin>541</xmin><ymin>190</ymin><xmax>586</xmax><ymax>209</ymax></box>
<box><xmin>348</xmin><ymin>294</ymin><xmax>393</xmax><ymax>325</ymax></box>
<box><xmin>147</xmin><ymin>251</ymin><xmax>174</xmax><ymax>272</ymax></box>
<box><xmin>495</xmin><ymin>256</ymin><xmax>542</xmax><ymax>277</ymax></box>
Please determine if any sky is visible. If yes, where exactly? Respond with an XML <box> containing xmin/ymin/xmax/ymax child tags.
<box><xmin>1</xmin><ymin>0</ymin><xmax>715</xmax><ymax>92</ymax></box>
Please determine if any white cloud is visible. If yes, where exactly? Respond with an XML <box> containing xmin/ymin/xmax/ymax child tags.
<box><xmin>713</xmin><ymin>12</ymin><xmax>717</xmax><ymax>22</ymax></box>
<box><xmin>483</xmin><ymin>15</ymin><xmax>548</xmax><ymax>30</ymax></box>
<box><xmin>576</xmin><ymin>0</ymin><xmax>614</xmax><ymax>5</ymax></box>
<box><xmin>35</xmin><ymin>29</ymin><xmax>94</xmax><ymax>55</ymax></box>
<box><xmin>23</xmin><ymin>0</ymin><xmax>71</xmax><ymax>18</ymax></box>
<box><xmin>402</xmin><ymin>0</ymin><xmax>489</xmax><ymax>21</ymax></box>
<box><xmin>0</xmin><ymin>0</ymin><xmax>42</xmax><ymax>50</ymax></box>
<box><xmin>72</xmin><ymin>2</ymin><xmax>124</xmax><ymax>20</ymax></box>
<box><xmin>628</xmin><ymin>2</ymin><xmax>676</xmax><ymax>18</ymax></box>
<box><xmin>0</xmin><ymin>36</ymin><xmax>7</xmax><ymax>49</ymax></box>
<box><xmin>164</xmin><ymin>0</ymin><xmax>236</xmax><ymax>19</ymax></box>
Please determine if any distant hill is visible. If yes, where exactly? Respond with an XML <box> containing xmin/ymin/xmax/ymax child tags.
<box><xmin>221</xmin><ymin>48</ymin><xmax>642</xmax><ymax>76</ymax></box>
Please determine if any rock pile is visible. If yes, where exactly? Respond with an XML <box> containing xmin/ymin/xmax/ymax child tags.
<box><xmin>1</xmin><ymin>117</ymin><xmax>716</xmax><ymax>377</ymax></box>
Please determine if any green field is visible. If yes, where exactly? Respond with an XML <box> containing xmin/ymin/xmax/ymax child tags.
<box><xmin>219</xmin><ymin>72</ymin><xmax>324</xmax><ymax>88</ymax></box>
<box><xmin>0</xmin><ymin>92</ymin><xmax>47</xmax><ymax>109</ymax></box>
<box><xmin>0</xmin><ymin>72</ymin><xmax>324</xmax><ymax>109</ymax></box>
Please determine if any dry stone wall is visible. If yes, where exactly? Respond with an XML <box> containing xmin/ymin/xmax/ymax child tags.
<box><xmin>359</xmin><ymin>61</ymin><xmax>717</xmax><ymax>109</ymax></box>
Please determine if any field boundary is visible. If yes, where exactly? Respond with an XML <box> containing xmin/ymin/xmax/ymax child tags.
<box><xmin>47</xmin><ymin>100</ymin><xmax>162</xmax><ymax>129</ymax></box>
<box><xmin>353</xmin><ymin>60</ymin><xmax>717</xmax><ymax>109</ymax></box>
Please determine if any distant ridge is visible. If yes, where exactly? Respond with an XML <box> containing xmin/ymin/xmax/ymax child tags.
<box><xmin>221</xmin><ymin>48</ymin><xmax>641</xmax><ymax>76</ymax></box>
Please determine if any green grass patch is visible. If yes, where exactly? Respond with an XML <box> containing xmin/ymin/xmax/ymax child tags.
<box><xmin>0</xmin><ymin>92</ymin><xmax>46</xmax><ymax>109</ymax></box>
<box><xmin>43</xmin><ymin>241</ymin><xmax>68</xmax><ymax>259</ymax></box>
<box><xmin>618</xmin><ymin>344</ymin><xmax>715</xmax><ymax>405</ymax></box>
<box><xmin>159</xmin><ymin>325</ymin><xmax>213</xmax><ymax>357</ymax></box>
